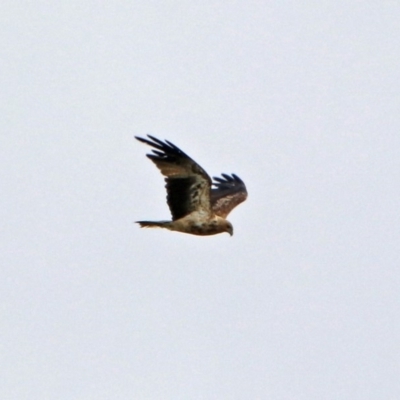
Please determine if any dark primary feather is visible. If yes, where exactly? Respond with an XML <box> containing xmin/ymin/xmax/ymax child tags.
<box><xmin>135</xmin><ymin>135</ymin><xmax>212</xmax><ymax>220</ymax></box>
<box><xmin>135</xmin><ymin>135</ymin><xmax>191</xmax><ymax>164</ymax></box>
<box><xmin>211</xmin><ymin>173</ymin><xmax>248</xmax><ymax>218</ymax></box>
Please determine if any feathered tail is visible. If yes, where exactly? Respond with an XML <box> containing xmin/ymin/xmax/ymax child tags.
<box><xmin>136</xmin><ymin>221</ymin><xmax>170</xmax><ymax>229</ymax></box>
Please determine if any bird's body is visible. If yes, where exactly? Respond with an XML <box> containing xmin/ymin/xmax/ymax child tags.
<box><xmin>138</xmin><ymin>212</ymin><xmax>232</xmax><ymax>236</ymax></box>
<box><xmin>135</xmin><ymin>135</ymin><xmax>247</xmax><ymax>236</ymax></box>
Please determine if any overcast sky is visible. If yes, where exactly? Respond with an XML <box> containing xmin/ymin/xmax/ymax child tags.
<box><xmin>2</xmin><ymin>1</ymin><xmax>400</xmax><ymax>399</ymax></box>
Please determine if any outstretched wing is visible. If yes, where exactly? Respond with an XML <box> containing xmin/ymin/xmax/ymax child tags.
<box><xmin>135</xmin><ymin>135</ymin><xmax>212</xmax><ymax>220</ymax></box>
<box><xmin>211</xmin><ymin>173</ymin><xmax>248</xmax><ymax>218</ymax></box>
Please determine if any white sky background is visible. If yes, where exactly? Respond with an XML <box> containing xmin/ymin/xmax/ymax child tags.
<box><xmin>1</xmin><ymin>1</ymin><xmax>400</xmax><ymax>399</ymax></box>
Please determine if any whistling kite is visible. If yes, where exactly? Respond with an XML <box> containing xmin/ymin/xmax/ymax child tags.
<box><xmin>135</xmin><ymin>135</ymin><xmax>247</xmax><ymax>236</ymax></box>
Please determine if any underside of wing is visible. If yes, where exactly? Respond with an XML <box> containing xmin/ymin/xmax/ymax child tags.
<box><xmin>135</xmin><ymin>135</ymin><xmax>212</xmax><ymax>220</ymax></box>
<box><xmin>211</xmin><ymin>173</ymin><xmax>248</xmax><ymax>218</ymax></box>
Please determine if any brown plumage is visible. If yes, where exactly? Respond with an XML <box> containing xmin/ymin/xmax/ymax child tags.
<box><xmin>135</xmin><ymin>135</ymin><xmax>247</xmax><ymax>236</ymax></box>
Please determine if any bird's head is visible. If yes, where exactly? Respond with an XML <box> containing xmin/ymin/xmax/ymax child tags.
<box><xmin>225</xmin><ymin>221</ymin><xmax>234</xmax><ymax>236</ymax></box>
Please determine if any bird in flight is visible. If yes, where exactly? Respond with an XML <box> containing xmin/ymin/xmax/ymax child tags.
<box><xmin>135</xmin><ymin>135</ymin><xmax>248</xmax><ymax>236</ymax></box>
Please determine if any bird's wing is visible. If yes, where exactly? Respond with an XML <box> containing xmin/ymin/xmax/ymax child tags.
<box><xmin>210</xmin><ymin>173</ymin><xmax>248</xmax><ymax>218</ymax></box>
<box><xmin>135</xmin><ymin>135</ymin><xmax>212</xmax><ymax>220</ymax></box>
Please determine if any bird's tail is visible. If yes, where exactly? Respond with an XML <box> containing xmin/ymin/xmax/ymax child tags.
<box><xmin>136</xmin><ymin>220</ymin><xmax>170</xmax><ymax>229</ymax></box>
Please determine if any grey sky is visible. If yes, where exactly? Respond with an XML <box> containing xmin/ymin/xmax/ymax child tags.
<box><xmin>1</xmin><ymin>2</ymin><xmax>400</xmax><ymax>399</ymax></box>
